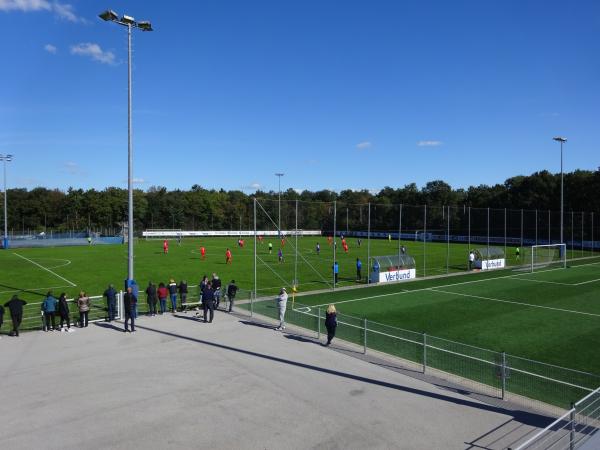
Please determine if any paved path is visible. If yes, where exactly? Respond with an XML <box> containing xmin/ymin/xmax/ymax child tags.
<box><xmin>0</xmin><ymin>311</ymin><xmax>549</xmax><ymax>449</ymax></box>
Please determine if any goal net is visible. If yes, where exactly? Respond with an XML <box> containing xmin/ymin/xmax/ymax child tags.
<box><xmin>530</xmin><ymin>244</ymin><xmax>566</xmax><ymax>272</ymax></box>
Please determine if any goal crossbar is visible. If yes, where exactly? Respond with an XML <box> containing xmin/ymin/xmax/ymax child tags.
<box><xmin>530</xmin><ymin>243</ymin><xmax>566</xmax><ymax>272</ymax></box>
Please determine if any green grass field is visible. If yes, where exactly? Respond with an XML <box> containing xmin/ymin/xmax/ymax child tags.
<box><xmin>1</xmin><ymin>237</ymin><xmax>597</xmax><ymax>369</ymax></box>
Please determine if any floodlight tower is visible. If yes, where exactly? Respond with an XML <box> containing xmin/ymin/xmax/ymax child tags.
<box><xmin>99</xmin><ymin>10</ymin><xmax>153</xmax><ymax>288</ymax></box>
<box><xmin>275</xmin><ymin>173</ymin><xmax>284</xmax><ymax>236</ymax></box>
<box><xmin>0</xmin><ymin>154</ymin><xmax>13</xmax><ymax>249</ymax></box>
<box><xmin>553</xmin><ymin>137</ymin><xmax>567</xmax><ymax>246</ymax></box>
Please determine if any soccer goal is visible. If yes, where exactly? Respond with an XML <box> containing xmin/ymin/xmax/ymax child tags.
<box><xmin>530</xmin><ymin>244</ymin><xmax>566</xmax><ymax>272</ymax></box>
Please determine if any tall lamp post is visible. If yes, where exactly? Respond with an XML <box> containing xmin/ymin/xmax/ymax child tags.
<box><xmin>0</xmin><ymin>154</ymin><xmax>13</xmax><ymax>250</ymax></box>
<box><xmin>99</xmin><ymin>10</ymin><xmax>152</xmax><ymax>288</ymax></box>
<box><xmin>275</xmin><ymin>173</ymin><xmax>284</xmax><ymax>236</ymax></box>
<box><xmin>553</xmin><ymin>137</ymin><xmax>567</xmax><ymax>246</ymax></box>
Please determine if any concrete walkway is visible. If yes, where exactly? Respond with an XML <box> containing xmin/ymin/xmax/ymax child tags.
<box><xmin>0</xmin><ymin>310</ymin><xmax>549</xmax><ymax>449</ymax></box>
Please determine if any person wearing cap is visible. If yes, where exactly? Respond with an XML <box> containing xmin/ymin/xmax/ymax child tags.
<box><xmin>168</xmin><ymin>279</ymin><xmax>178</xmax><ymax>313</ymax></box>
<box><xmin>226</xmin><ymin>280</ymin><xmax>238</xmax><ymax>313</ymax></box>
<box><xmin>275</xmin><ymin>287</ymin><xmax>288</xmax><ymax>331</ymax></box>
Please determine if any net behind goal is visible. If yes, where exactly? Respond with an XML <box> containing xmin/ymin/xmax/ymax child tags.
<box><xmin>531</xmin><ymin>244</ymin><xmax>566</xmax><ymax>272</ymax></box>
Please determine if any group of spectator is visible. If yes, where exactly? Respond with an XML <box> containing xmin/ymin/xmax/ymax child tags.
<box><xmin>0</xmin><ymin>290</ymin><xmax>92</xmax><ymax>337</ymax></box>
<box><xmin>1</xmin><ymin>277</ymin><xmax>342</xmax><ymax>347</ymax></box>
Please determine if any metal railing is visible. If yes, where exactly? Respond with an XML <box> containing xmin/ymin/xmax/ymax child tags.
<box><xmin>245</xmin><ymin>297</ymin><xmax>600</xmax><ymax>412</ymax></box>
<box><xmin>512</xmin><ymin>387</ymin><xmax>600</xmax><ymax>449</ymax></box>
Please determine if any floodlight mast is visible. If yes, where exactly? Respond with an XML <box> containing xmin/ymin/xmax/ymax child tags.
<box><xmin>275</xmin><ymin>173</ymin><xmax>284</xmax><ymax>237</ymax></box>
<box><xmin>0</xmin><ymin>154</ymin><xmax>13</xmax><ymax>250</ymax></box>
<box><xmin>553</xmin><ymin>137</ymin><xmax>567</xmax><ymax>246</ymax></box>
<box><xmin>99</xmin><ymin>10</ymin><xmax>153</xmax><ymax>287</ymax></box>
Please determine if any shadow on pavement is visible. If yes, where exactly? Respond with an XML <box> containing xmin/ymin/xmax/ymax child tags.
<box><xmin>131</xmin><ymin>321</ymin><xmax>553</xmax><ymax>429</ymax></box>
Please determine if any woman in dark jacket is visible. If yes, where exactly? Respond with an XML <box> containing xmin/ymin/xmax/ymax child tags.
<box><xmin>324</xmin><ymin>304</ymin><xmax>337</xmax><ymax>346</ymax></box>
<box><xmin>58</xmin><ymin>293</ymin><xmax>73</xmax><ymax>332</ymax></box>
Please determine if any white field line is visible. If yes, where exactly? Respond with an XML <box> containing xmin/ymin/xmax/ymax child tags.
<box><xmin>506</xmin><ymin>277</ymin><xmax>572</xmax><ymax>286</ymax></box>
<box><xmin>12</xmin><ymin>253</ymin><xmax>77</xmax><ymax>287</ymax></box>
<box><xmin>574</xmin><ymin>278</ymin><xmax>600</xmax><ymax>286</ymax></box>
<box><xmin>430</xmin><ymin>288</ymin><xmax>600</xmax><ymax>318</ymax></box>
<box><xmin>310</xmin><ymin>259</ymin><xmax>600</xmax><ymax>308</ymax></box>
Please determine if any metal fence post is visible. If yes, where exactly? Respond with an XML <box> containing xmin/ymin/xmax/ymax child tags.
<box><xmin>317</xmin><ymin>308</ymin><xmax>321</xmax><ymax>340</ymax></box>
<box><xmin>363</xmin><ymin>318</ymin><xmax>367</xmax><ymax>354</ymax></box>
<box><xmin>501</xmin><ymin>351</ymin><xmax>507</xmax><ymax>400</ymax></box>
<box><xmin>250</xmin><ymin>291</ymin><xmax>254</xmax><ymax>318</ymax></box>
<box><xmin>423</xmin><ymin>332</ymin><xmax>427</xmax><ymax>373</ymax></box>
<box><xmin>118</xmin><ymin>290</ymin><xmax>124</xmax><ymax>320</ymax></box>
<box><xmin>569</xmin><ymin>402</ymin><xmax>576</xmax><ymax>450</ymax></box>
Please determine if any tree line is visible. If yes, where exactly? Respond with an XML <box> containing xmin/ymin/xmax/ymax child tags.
<box><xmin>2</xmin><ymin>169</ymin><xmax>599</xmax><ymax>235</ymax></box>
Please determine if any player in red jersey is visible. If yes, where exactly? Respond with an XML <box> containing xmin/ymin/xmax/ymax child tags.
<box><xmin>225</xmin><ymin>248</ymin><xmax>232</xmax><ymax>265</ymax></box>
<box><xmin>163</xmin><ymin>239</ymin><xmax>169</xmax><ymax>254</ymax></box>
<box><xmin>200</xmin><ymin>246</ymin><xmax>206</xmax><ymax>260</ymax></box>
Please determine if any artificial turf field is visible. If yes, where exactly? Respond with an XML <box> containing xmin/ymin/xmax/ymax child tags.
<box><xmin>1</xmin><ymin>236</ymin><xmax>599</xmax><ymax>377</ymax></box>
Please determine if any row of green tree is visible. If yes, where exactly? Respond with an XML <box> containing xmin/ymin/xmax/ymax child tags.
<box><xmin>2</xmin><ymin>169</ymin><xmax>599</xmax><ymax>235</ymax></box>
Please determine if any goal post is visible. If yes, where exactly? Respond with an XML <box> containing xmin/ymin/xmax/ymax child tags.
<box><xmin>530</xmin><ymin>244</ymin><xmax>566</xmax><ymax>272</ymax></box>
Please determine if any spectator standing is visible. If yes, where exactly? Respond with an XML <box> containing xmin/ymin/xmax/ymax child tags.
<box><xmin>146</xmin><ymin>282</ymin><xmax>157</xmax><ymax>316</ymax></box>
<box><xmin>123</xmin><ymin>287</ymin><xmax>137</xmax><ymax>332</ymax></box>
<box><xmin>168</xmin><ymin>279</ymin><xmax>178</xmax><ymax>313</ymax></box>
<box><xmin>468</xmin><ymin>250</ymin><xmax>475</xmax><ymax>271</ymax></box>
<box><xmin>226</xmin><ymin>280</ymin><xmax>238</xmax><ymax>313</ymax></box>
<box><xmin>4</xmin><ymin>295</ymin><xmax>26</xmax><ymax>337</ymax></box>
<box><xmin>103</xmin><ymin>284</ymin><xmax>117</xmax><ymax>322</ymax></box>
<box><xmin>356</xmin><ymin>258</ymin><xmax>362</xmax><ymax>281</ymax></box>
<box><xmin>202</xmin><ymin>282</ymin><xmax>215</xmax><ymax>323</ymax></box>
<box><xmin>157</xmin><ymin>282</ymin><xmax>168</xmax><ymax>315</ymax></box>
<box><xmin>275</xmin><ymin>287</ymin><xmax>288</xmax><ymax>331</ymax></box>
<box><xmin>42</xmin><ymin>291</ymin><xmax>58</xmax><ymax>332</ymax></box>
<box><xmin>333</xmin><ymin>261</ymin><xmax>339</xmax><ymax>284</ymax></box>
<box><xmin>58</xmin><ymin>293</ymin><xmax>73</xmax><ymax>332</ymax></box>
<box><xmin>324</xmin><ymin>304</ymin><xmax>338</xmax><ymax>346</ymax></box>
<box><xmin>77</xmin><ymin>291</ymin><xmax>91</xmax><ymax>328</ymax></box>
<box><xmin>178</xmin><ymin>280</ymin><xmax>188</xmax><ymax>310</ymax></box>
<box><xmin>212</xmin><ymin>274</ymin><xmax>222</xmax><ymax>309</ymax></box>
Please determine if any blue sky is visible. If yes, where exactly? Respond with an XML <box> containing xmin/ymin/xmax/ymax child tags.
<box><xmin>1</xmin><ymin>0</ymin><xmax>599</xmax><ymax>194</ymax></box>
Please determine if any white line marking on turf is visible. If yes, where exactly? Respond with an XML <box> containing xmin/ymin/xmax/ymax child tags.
<box><xmin>506</xmin><ymin>277</ymin><xmax>572</xmax><ymax>286</ymax></box>
<box><xmin>429</xmin><ymin>288</ymin><xmax>600</xmax><ymax>318</ymax></box>
<box><xmin>574</xmin><ymin>278</ymin><xmax>600</xmax><ymax>286</ymax></box>
<box><xmin>310</xmin><ymin>259</ymin><xmax>600</xmax><ymax>308</ymax></box>
<box><xmin>12</xmin><ymin>253</ymin><xmax>77</xmax><ymax>287</ymax></box>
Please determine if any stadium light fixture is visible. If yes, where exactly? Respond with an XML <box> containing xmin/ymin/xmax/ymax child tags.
<box><xmin>99</xmin><ymin>10</ymin><xmax>153</xmax><ymax>288</ymax></box>
<box><xmin>553</xmin><ymin>137</ymin><xmax>567</xmax><ymax>246</ymax></box>
<box><xmin>0</xmin><ymin>154</ymin><xmax>13</xmax><ymax>250</ymax></box>
<box><xmin>275</xmin><ymin>173</ymin><xmax>284</xmax><ymax>237</ymax></box>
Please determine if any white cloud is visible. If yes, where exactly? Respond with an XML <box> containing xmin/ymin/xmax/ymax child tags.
<box><xmin>356</xmin><ymin>141</ymin><xmax>372</xmax><ymax>150</ymax></box>
<box><xmin>242</xmin><ymin>182</ymin><xmax>261</xmax><ymax>191</ymax></box>
<box><xmin>44</xmin><ymin>43</ymin><xmax>57</xmax><ymax>54</ymax></box>
<box><xmin>52</xmin><ymin>1</ymin><xmax>78</xmax><ymax>22</ymax></box>
<box><xmin>0</xmin><ymin>0</ymin><xmax>51</xmax><ymax>12</ymax></box>
<box><xmin>0</xmin><ymin>0</ymin><xmax>83</xmax><ymax>22</ymax></box>
<box><xmin>63</xmin><ymin>161</ymin><xmax>82</xmax><ymax>175</ymax></box>
<box><xmin>71</xmin><ymin>43</ymin><xmax>115</xmax><ymax>65</ymax></box>
<box><xmin>133</xmin><ymin>178</ymin><xmax>145</xmax><ymax>184</ymax></box>
<box><xmin>417</xmin><ymin>140</ymin><xmax>443</xmax><ymax>147</ymax></box>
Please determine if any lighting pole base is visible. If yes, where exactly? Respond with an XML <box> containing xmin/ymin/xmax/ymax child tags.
<box><xmin>2</xmin><ymin>238</ymin><xmax>8</xmax><ymax>249</ymax></box>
